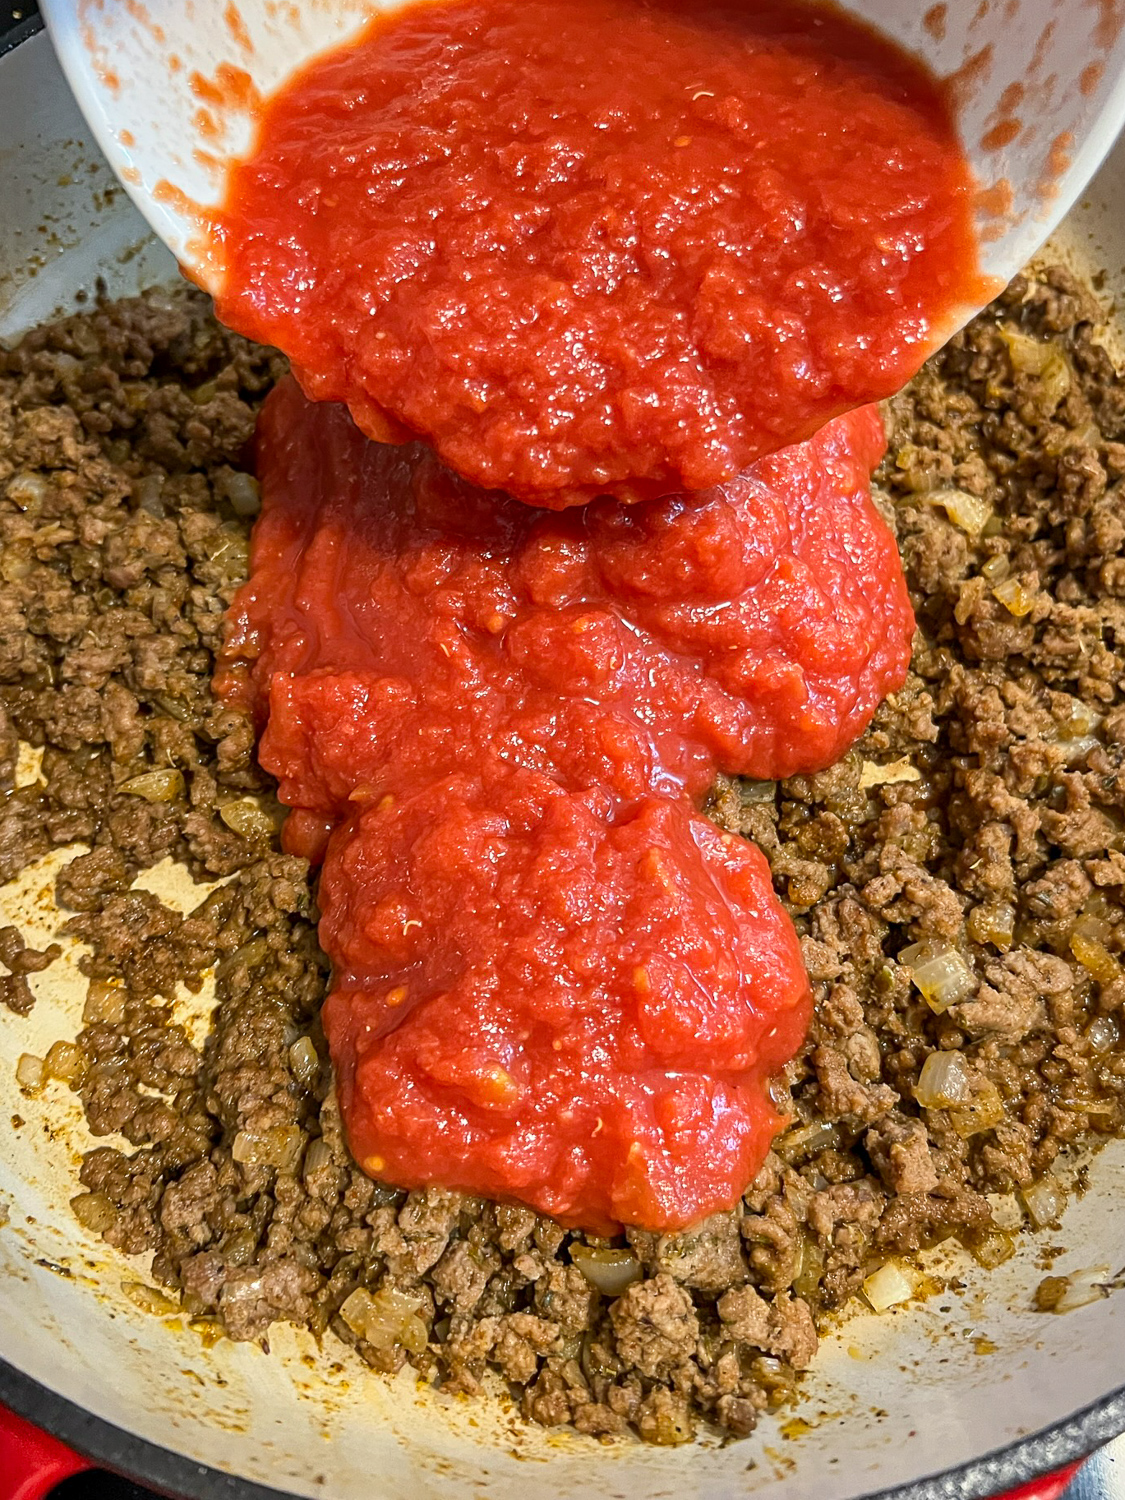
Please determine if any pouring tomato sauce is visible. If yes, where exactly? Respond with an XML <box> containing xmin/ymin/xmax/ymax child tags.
<box><xmin>218</xmin><ymin>381</ymin><xmax>913</xmax><ymax>1229</ymax></box>
<box><xmin>209</xmin><ymin>0</ymin><xmax>987</xmax><ymax>1229</ymax></box>
<box><xmin>212</xmin><ymin>0</ymin><xmax>989</xmax><ymax>509</ymax></box>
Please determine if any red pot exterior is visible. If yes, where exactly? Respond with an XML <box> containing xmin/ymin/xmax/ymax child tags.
<box><xmin>997</xmin><ymin>1462</ymin><xmax>1083</xmax><ymax>1500</ymax></box>
<box><xmin>0</xmin><ymin>1408</ymin><xmax>90</xmax><ymax>1500</ymax></box>
<box><xmin>0</xmin><ymin>1405</ymin><xmax>1086</xmax><ymax>1500</ymax></box>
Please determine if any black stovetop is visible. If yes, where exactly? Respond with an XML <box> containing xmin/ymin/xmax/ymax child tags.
<box><xmin>2</xmin><ymin>0</ymin><xmax>38</xmax><ymax>26</ymax></box>
<box><xmin>1</xmin><ymin>1</ymin><xmax>40</xmax><ymax>56</ymax></box>
<box><xmin>52</xmin><ymin>1477</ymin><xmax>159</xmax><ymax>1500</ymax></box>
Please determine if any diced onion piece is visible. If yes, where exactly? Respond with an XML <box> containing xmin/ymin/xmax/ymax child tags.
<box><xmin>646</xmin><ymin>1403</ymin><xmax>695</xmax><ymax>1446</ymax></box>
<box><xmin>915</xmin><ymin>1050</ymin><xmax>973</xmax><ymax>1109</ymax></box>
<box><xmin>899</xmin><ymin>942</ymin><xmax>977</xmax><ymax>1013</ymax></box>
<box><xmin>220</xmin><ymin>798</ymin><xmax>277</xmax><ymax>840</ymax></box>
<box><xmin>120</xmin><ymin>769</ymin><xmax>185</xmax><ymax>803</ymax></box>
<box><xmin>1055</xmin><ymin>696</ymin><xmax>1103</xmax><ymax>739</ymax></box>
<box><xmin>863</xmin><ymin>1259</ymin><xmax>919</xmax><ymax>1312</ymax></box>
<box><xmin>1075</xmin><ymin>421</ymin><xmax>1103</xmax><ymax>446</ymax></box>
<box><xmin>748</xmin><ymin>1354</ymin><xmax>793</xmax><ymax>1390</ymax></box>
<box><xmin>949</xmin><ymin>1078</ymin><xmax>1005</xmax><ymax>1138</ymax></box>
<box><xmin>1074</xmin><ymin>913</ymin><xmax>1113</xmax><ymax>944</ymax></box>
<box><xmin>793</xmin><ymin>1234</ymin><xmax>826</xmax><ymax>1301</ymax></box>
<box><xmin>1039</xmin><ymin>352</ymin><xmax>1072</xmax><ymax>409</ymax></box>
<box><xmin>121</xmin><ymin>1280</ymin><xmax>180</xmax><ymax>1315</ymax></box>
<box><xmin>1054</xmin><ymin>1093</ymin><xmax>1116</xmax><ymax>1116</ymax></box>
<box><xmin>7</xmin><ymin>471</ymin><xmax>50</xmax><ymax>510</ymax></box>
<box><xmin>1084</xmin><ymin>1015</ymin><xmax>1120</xmax><ymax>1054</ymax></box>
<box><xmin>742</xmin><ymin>779</ymin><xmax>778</xmax><ymax>804</ymax></box>
<box><xmin>34</xmin><ymin>522</ymin><xmax>73</xmax><ymax>547</ymax></box>
<box><xmin>992</xmin><ymin>576</ymin><xmax>1036</xmax><ymax>617</ymax></box>
<box><xmin>931</xmin><ymin>489</ymin><xmax>993</xmax><ymax>537</ymax></box>
<box><xmin>1044</xmin><ymin>1266</ymin><xmax>1111</xmax><ymax>1314</ymax></box>
<box><xmin>999</xmin><ymin>326</ymin><xmax>1055</xmax><ymax>374</ymax></box>
<box><xmin>1083</xmin><ymin>891</ymin><xmax>1114</xmax><ymax>919</ymax></box>
<box><xmin>981</xmin><ymin>554</ymin><xmax>1010</xmax><ymax>582</ymax></box>
<box><xmin>224</xmin><ymin>471</ymin><xmax>261</xmax><ymax>517</ymax></box>
<box><xmin>70</xmin><ymin>1191</ymin><xmax>117</xmax><ymax>1233</ymax></box>
<box><xmin>16</xmin><ymin>1054</ymin><xmax>45</xmax><ymax>1092</ymax></box>
<box><xmin>45</xmin><ymin>1039</ymin><xmax>84</xmax><ymax>1083</ymax></box>
<box><xmin>303</xmin><ymin>1138</ymin><xmax>334</xmax><ymax>1178</ymax></box>
<box><xmin>188</xmin><ymin>1317</ymin><xmax>224</xmax><ymax>1345</ymax></box>
<box><xmin>211</xmin><ymin>527</ymin><xmax>250</xmax><ymax>568</ymax></box>
<box><xmin>999</xmin><ymin>329</ymin><xmax>1072</xmax><ymax>407</ymax></box>
<box><xmin>224</xmin><ymin>1229</ymin><xmax>258</xmax><ymax>1266</ymax></box>
<box><xmin>288</xmin><ymin>1036</ymin><xmax>319</xmax><ymax>1088</ymax></box>
<box><xmin>231</xmin><ymin>1124</ymin><xmax>304</xmax><ymax>1172</ymax></box>
<box><xmin>570</xmin><ymin>1244</ymin><xmax>643</xmax><ymax>1297</ymax></box>
<box><xmin>1022</xmin><ymin>1177</ymin><xmax>1067</xmax><ymax>1228</ymax></box>
<box><xmin>971</xmin><ymin>1228</ymin><xmax>1016</xmax><ymax>1270</ymax></box>
<box><xmin>1</xmin><ymin>543</ymin><xmax>31</xmax><ymax>583</ymax></box>
<box><xmin>133</xmin><ymin>475</ymin><xmax>165</xmax><ymax>517</ymax></box>
<box><xmin>219</xmin><ymin>936</ymin><xmax>270</xmax><ymax>977</ymax></box>
<box><xmin>152</xmin><ymin>693</ymin><xmax>190</xmax><ymax>722</ymax></box>
<box><xmin>776</xmin><ymin>1120</ymin><xmax>839</xmax><ymax>1163</ymax></box>
<box><xmin>1070</xmin><ymin>928</ymin><xmax>1121</xmax><ymax>986</ymax></box>
<box><xmin>341</xmin><ymin>1285</ymin><xmax>428</xmax><ymax>1353</ymax></box>
<box><xmin>83</xmin><ymin>980</ymin><xmax>127</xmax><ymax>1025</ymax></box>
<box><xmin>967</xmin><ymin>901</ymin><xmax>1016</xmax><ymax>951</ymax></box>
<box><xmin>1060</xmin><ymin>735</ymin><xmax>1101</xmax><ymax>766</ymax></box>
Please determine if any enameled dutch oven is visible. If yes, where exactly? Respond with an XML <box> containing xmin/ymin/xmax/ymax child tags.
<box><xmin>1</xmin><ymin>8</ymin><xmax>1125</xmax><ymax>1499</ymax></box>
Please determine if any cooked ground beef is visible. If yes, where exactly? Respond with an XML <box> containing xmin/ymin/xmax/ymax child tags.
<box><xmin>0</xmin><ymin>922</ymin><xmax>61</xmax><ymax>1013</ymax></box>
<box><xmin>3</xmin><ymin>267</ymin><xmax>1125</xmax><ymax>1444</ymax></box>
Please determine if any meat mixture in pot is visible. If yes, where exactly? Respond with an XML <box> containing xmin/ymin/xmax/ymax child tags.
<box><xmin>3</xmin><ymin>266</ymin><xmax>1125</xmax><ymax>1444</ymax></box>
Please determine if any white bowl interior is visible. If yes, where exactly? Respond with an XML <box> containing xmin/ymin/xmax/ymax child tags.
<box><xmin>2</xmin><ymin>24</ymin><xmax>1125</xmax><ymax>1500</ymax></box>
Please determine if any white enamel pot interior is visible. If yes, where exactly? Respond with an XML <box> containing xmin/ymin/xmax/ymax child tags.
<box><xmin>33</xmin><ymin>0</ymin><xmax>1125</xmax><ymax>321</ymax></box>
<box><xmin>2</xmin><ymin>19</ymin><xmax>1125</xmax><ymax>1500</ymax></box>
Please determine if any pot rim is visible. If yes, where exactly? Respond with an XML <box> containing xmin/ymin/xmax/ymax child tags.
<box><xmin>2</xmin><ymin>1354</ymin><xmax>1124</xmax><ymax>1500</ymax></box>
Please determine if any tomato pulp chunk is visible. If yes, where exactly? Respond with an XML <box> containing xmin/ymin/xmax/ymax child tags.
<box><xmin>213</xmin><ymin>0</ymin><xmax>988</xmax><ymax>508</ymax></box>
<box><xmin>218</xmin><ymin>380</ymin><xmax>913</xmax><ymax>1229</ymax></box>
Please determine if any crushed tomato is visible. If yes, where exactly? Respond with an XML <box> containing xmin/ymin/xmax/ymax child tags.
<box><xmin>217</xmin><ymin>379</ymin><xmax>913</xmax><ymax>1230</ymax></box>
<box><xmin>212</xmin><ymin>0</ymin><xmax>990</xmax><ymax>508</ymax></box>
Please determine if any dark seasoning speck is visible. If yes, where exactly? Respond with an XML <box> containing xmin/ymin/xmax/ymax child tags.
<box><xmin>1</xmin><ymin>267</ymin><xmax>1125</xmax><ymax>1445</ymax></box>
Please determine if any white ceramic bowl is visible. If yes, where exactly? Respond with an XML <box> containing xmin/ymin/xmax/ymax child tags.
<box><xmin>35</xmin><ymin>0</ymin><xmax>1125</xmax><ymax>305</ymax></box>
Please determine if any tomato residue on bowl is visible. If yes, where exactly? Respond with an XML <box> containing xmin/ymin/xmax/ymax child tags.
<box><xmin>218</xmin><ymin>379</ymin><xmax>913</xmax><ymax>1230</ymax></box>
<box><xmin>211</xmin><ymin>0</ymin><xmax>989</xmax><ymax>508</ymax></box>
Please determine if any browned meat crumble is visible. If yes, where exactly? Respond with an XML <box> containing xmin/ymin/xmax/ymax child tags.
<box><xmin>3</xmin><ymin>267</ymin><xmax>1125</xmax><ymax>1446</ymax></box>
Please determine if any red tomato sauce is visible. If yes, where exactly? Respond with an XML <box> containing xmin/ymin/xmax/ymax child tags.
<box><xmin>212</xmin><ymin>0</ymin><xmax>989</xmax><ymax>509</ymax></box>
<box><xmin>218</xmin><ymin>379</ymin><xmax>913</xmax><ymax>1229</ymax></box>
